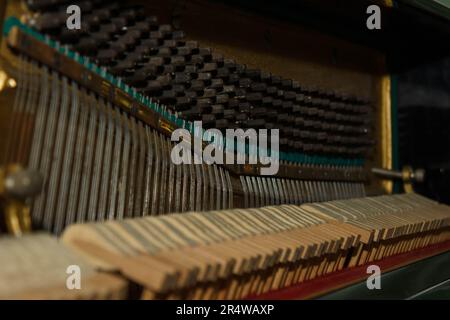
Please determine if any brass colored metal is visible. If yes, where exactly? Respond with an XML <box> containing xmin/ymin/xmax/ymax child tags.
<box><xmin>0</xmin><ymin>164</ymin><xmax>35</xmax><ymax>236</ymax></box>
<box><xmin>0</xmin><ymin>70</ymin><xmax>16</xmax><ymax>94</ymax></box>
<box><xmin>372</xmin><ymin>166</ymin><xmax>425</xmax><ymax>194</ymax></box>
<box><xmin>3</xmin><ymin>199</ymin><xmax>30</xmax><ymax>235</ymax></box>
<box><xmin>0</xmin><ymin>70</ymin><xmax>9</xmax><ymax>91</ymax></box>
<box><xmin>380</xmin><ymin>75</ymin><xmax>393</xmax><ymax>194</ymax></box>
<box><xmin>402</xmin><ymin>166</ymin><xmax>414</xmax><ymax>194</ymax></box>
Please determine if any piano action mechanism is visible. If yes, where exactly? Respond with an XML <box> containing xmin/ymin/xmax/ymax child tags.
<box><xmin>1</xmin><ymin>0</ymin><xmax>449</xmax><ymax>300</ymax></box>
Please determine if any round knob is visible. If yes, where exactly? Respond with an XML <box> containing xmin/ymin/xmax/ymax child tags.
<box><xmin>4</xmin><ymin>168</ymin><xmax>43</xmax><ymax>199</ymax></box>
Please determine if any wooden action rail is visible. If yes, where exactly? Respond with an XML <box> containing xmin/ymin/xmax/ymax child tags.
<box><xmin>61</xmin><ymin>193</ymin><xmax>450</xmax><ymax>299</ymax></box>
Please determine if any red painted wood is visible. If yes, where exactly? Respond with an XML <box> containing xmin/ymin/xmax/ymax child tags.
<box><xmin>246</xmin><ymin>240</ymin><xmax>450</xmax><ymax>300</ymax></box>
